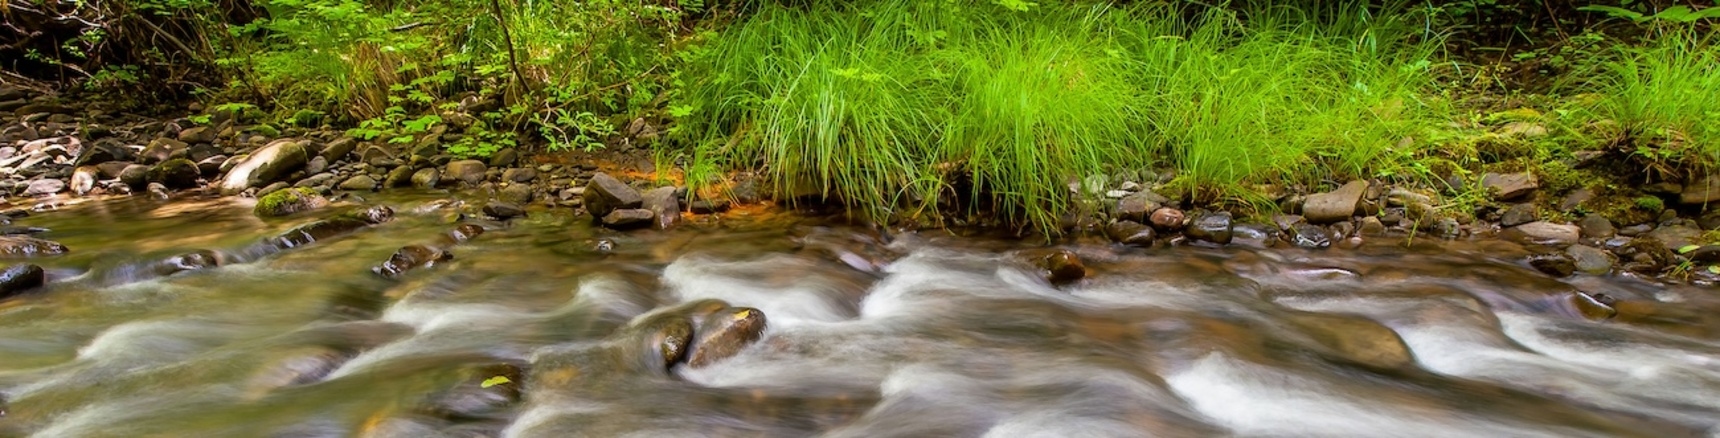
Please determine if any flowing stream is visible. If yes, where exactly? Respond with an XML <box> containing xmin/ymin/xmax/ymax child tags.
<box><xmin>2</xmin><ymin>193</ymin><xmax>1719</xmax><ymax>437</ymax></box>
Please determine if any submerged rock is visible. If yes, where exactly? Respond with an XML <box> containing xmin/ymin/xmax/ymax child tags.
<box><xmin>374</xmin><ymin>244</ymin><xmax>452</xmax><ymax>278</ymax></box>
<box><xmin>270</xmin><ymin>206</ymin><xmax>395</xmax><ymax>249</ymax></box>
<box><xmin>153</xmin><ymin>250</ymin><xmax>222</xmax><ymax>276</ymax></box>
<box><xmin>254</xmin><ymin>187</ymin><xmax>329</xmax><ymax>217</ymax></box>
<box><xmin>1287</xmin><ymin>223</ymin><xmax>1331</xmax><ymax>249</ymax></box>
<box><xmin>685</xmin><ymin>306</ymin><xmax>768</xmax><ymax>368</ymax></box>
<box><xmin>1032</xmin><ymin>249</ymin><xmax>1086</xmax><ymax>285</ymax></box>
<box><xmin>0</xmin><ymin>264</ymin><xmax>45</xmax><ymax>299</ymax></box>
<box><xmin>443</xmin><ymin>224</ymin><xmax>485</xmax><ymax>244</ymax></box>
<box><xmin>0</xmin><ymin>236</ymin><xmax>67</xmax><ymax>257</ymax></box>
<box><xmin>483</xmin><ymin>201</ymin><xmax>525</xmax><ymax>219</ymax></box>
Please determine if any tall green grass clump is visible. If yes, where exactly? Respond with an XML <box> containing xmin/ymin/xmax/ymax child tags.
<box><xmin>676</xmin><ymin>0</ymin><xmax>1446</xmax><ymax>230</ymax></box>
<box><xmin>1587</xmin><ymin>29</ymin><xmax>1720</xmax><ymax>169</ymax></box>
<box><xmin>1119</xmin><ymin>2</ymin><xmax>1444</xmax><ymax>202</ymax></box>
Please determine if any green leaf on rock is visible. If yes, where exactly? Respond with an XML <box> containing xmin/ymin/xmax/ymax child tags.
<box><xmin>481</xmin><ymin>376</ymin><xmax>512</xmax><ymax>388</ymax></box>
<box><xmin>1678</xmin><ymin>244</ymin><xmax>1700</xmax><ymax>254</ymax></box>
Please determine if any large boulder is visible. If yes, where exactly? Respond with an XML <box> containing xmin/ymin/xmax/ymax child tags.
<box><xmin>1303</xmin><ymin>180</ymin><xmax>1368</xmax><ymax>224</ymax></box>
<box><xmin>221</xmin><ymin>139</ymin><xmax>310</xmax><ymax>195</ymax></box>
<box><xmin>583</xmin><ymin>172</ymin><xmax>643</xmax><ymax>219</ymax></box>
<box><xmin>254</xmin><ymin>187</ymin><xmax>329</xmax><ymax>217</ymax></box>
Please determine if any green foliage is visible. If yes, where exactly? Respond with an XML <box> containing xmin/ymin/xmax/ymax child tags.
<box><xmin>675</xmin><ymin>0</ymin><xmax>1445</xmax><ymax>230</ymax></box>
<box><xmin>1582</xmin><ymin>29</ymin><xmax>1720</xmax><ymax>171</ymax></box>
<box><xmin>1579</xmin><ymin>4</ymin><xmax>1720</xmax><ymax>23</ymax></box>
<box><xmin>1635</xmin><ymin>195</ymin><xmax>1665</xmax><ymax>212</ymax></box>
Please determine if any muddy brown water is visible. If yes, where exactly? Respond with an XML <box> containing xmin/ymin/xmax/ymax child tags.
<box><xmin>2</xmin><ymin>193</ymin><xmax>1719</xmax><ymax>437</ymax></box>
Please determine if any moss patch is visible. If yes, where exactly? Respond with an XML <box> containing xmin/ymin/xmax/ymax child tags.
<box><xmin>254</xmin><ymin>187</ymin><xmax>328</xmax><ymax>218</ymax></box>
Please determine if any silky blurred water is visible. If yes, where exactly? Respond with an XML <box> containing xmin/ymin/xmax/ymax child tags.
<box><xmin>2</xmin><ymin>193</ymin><xmax>1718</xmax><ymax>437</ymax></box>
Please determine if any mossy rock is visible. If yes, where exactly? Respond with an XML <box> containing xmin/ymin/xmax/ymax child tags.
<box><xmin>254</xmin><ymin>187</ymin><xmax>329</xmax><ymax>218</ymax></box>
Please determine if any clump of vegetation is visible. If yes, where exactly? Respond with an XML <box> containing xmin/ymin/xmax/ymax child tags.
<box><xmin>675</xmin><ymin>0</ymin><xmax>1446</xmax><ymax>230</ymax></box>
<box><xmin>1581</xmin><ymin>28</ymin><xmax>1720</xmax><ymax>173</ymax></box>
<box><xmin>1634</xmin><ymin>195</ymin><xmax>1666</xmax><ymax>212</ymax></box>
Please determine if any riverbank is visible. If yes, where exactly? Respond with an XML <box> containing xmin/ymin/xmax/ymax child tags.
<box><xmin>5</xmin><ymin>77</ymin><xmax>1720</xmax><ymax>297</ymax></box>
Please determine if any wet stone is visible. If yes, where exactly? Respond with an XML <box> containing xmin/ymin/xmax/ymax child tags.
<box><xmin>445</xmin><ymin>160</ymin><xmax>487</xmax><ymax>185</ymax></box>
<box><xmin>1357</xmin><ymin>216</ymin><xmax>1387</xmax><ymax>236</ymax></box>
<box><xmin>483</xmin><ymin>202</ymin><xmax>525</xmax><ymax>220</ymax></box>
<box><xmin>0</xmin><ymin>264</ymin><xmax>45</xmax><ymax>299</ymax></box>
<box><xmin>690</xmin><ymin>198</ymin><xmax>731</xmax><ymax>214</ymax></box>
<box><xmin>1115</xmin><ymin>192</ymin><xmax>1162</xmax><ymax>223</ymax></box>
<box><xmin>584</xmin><ymin>172</ymin><xmax>644</xmax><ymax>219</ymax></box>
<box><xmin>383</xmin><ymin>165</ymin><xmax>414</xmax><ymax>188</ymax></box>
<box><xmin>685</xmin><ymin>307</ymin><xmax>768</xmax><ymax>368</ymax></box>
<box><xmin>1569</xmin><ymin>292</ymin><xmax>1617</xmax><ymax>320</ymax></box>
<box><xmin>1500</xmin><ymin>203</ymin><xmax>1538</xmax><ymax>227</ymax></box>
<box><xmin>498</xmin><ymin>184</ymin><xmax>533</xmax><ymax>205</ymax></box>
<box><xmin>339</xmin><ymin>175</ymin><xmax>378</xmax><ymax>191</ymax></box>
<box><xmin>601</xmin><ymin>209</ymin><xmax>655</xmax><ymax>230</ymax></box>
<box><xmin>1149</xmin><ymin>207</ymin><xmax>1186</xmax><ymax>231</ymax></box>
<box><xmin>1578</xmin><ymin>215</ymin><xmax>1615</xmax><ymax>239</ymax></box>
<box><xmin>21</xmin><ymin>179</ymin><xmax>64</xmax><ymax>197</ymax></box>
<box><xmin>641</xmin><ymin>187</ymin><xmax>680</xmax><ymax>230</ymax></box>
<box><xmin>1104</xmin><ymin>220</ymin><xmax>1155</xmax><ymax>247</ymax></box>
<box><xmin>396</xmin><ymin>168</ymin><xmax>435</xmax><ymax>190</ymax></box>
<box><xmin>1303</xmin><ymin>180</ymin><xmax>1367</xmax><ymax>224</ymax></box>
<box><xmin>374</xmin><ymin>245</ymin><xmax>452</xmax><ymax>279</ymax></box>
<box><xmin>1034</xmin><ymin>249</ymin><xmax>1086</xmax><ymax>285</ymax></box>
<box><xmin>1185</xmin><ymin>211</ymin><xmax>1234</xmax><ymax>245</ymax></box>
<box><xmin>1288</xmin><ymin>223</ymin><xmax>1331</xmax><ymax>249</ymax></box>
<box><xmin>1481</xmin><ymin>172</ymin><xmax>1539</xmax><ymax>201</ymax></box>
<box><xmin>153</xmin><ymin>250</ymin><xmax>221</xmax><ymax>276</ymax></box>
<box><xmin>1527</xmin><ymin>253</ymin><xmax>1576</xmax><ymax>277</ymax></box>
<box><xmin>1502</xmin><ymin>221</ymin><xmax>1579</xmax><ymax>246</ymax></box>
<box><xmin>1566</xmin><ymin>245</ymin><xmax>1614</xmax><ymax>275</ymax></box>
<box><xmin>0</xmin><ymin>236</ymin><xmax>68</xmax><ymax>257</ymax></box>
<box><xmin>254</xmin><ymin>188</ymin><xmax>329</xmax><ymax>217</ymax></box>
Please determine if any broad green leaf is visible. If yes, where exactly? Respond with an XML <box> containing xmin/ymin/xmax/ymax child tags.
<box><xmin>1678</xmin><ymin>245</ymin><xmax>1700</xmax><ymax>254</ymax></box>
